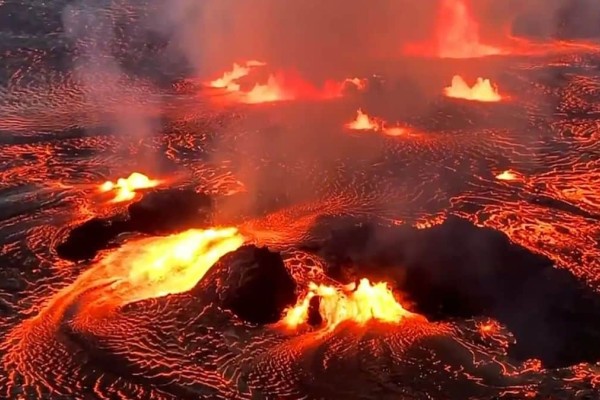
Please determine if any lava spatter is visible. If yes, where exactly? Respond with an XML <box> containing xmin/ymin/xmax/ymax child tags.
<box><xmin>99</xmin><ymin>172</ymin><xmax>159</xmax><ymax>203</ymax></box>
<box><xmin>404</xmin><ymin>0</ymin><xmax>503</xmax><ymax>58</ymax></box>
<box><xmin>1</xmin><ymin>1</ymin><xmax>600</xmax><ymax>398</ymax></box>
<box><xmin>444</xmin><ymin>75</ymin><xmax>503</xmax><ymax>102</ymax></box>
<box><xmin>283</xmin><ymin>278</ymin><xmax>422</xmax><ymax>330</ymax></box>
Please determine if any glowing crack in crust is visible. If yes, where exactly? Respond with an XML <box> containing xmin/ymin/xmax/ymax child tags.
<box><xmin>1</xmin><ymin>0</ymin><xmax>600</xmax><ymax>399</ymax></box>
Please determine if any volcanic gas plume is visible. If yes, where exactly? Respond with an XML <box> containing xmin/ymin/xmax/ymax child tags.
<box><xmin>444</xmin><ymin>75</ymin><xmax>502</xmax><ymax>102</ymax></box>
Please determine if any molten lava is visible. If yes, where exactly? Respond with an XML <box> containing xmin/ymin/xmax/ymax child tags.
<box><xmin>103</xmin><ymin>227</ymin><xmax>244</xmax><ymax>304</ymax></box>
<box><xmin>99</xmin><ymin>172</ymin><xmax>159</xmax><ymax>203</ymax></box>
<box><xmin>207</xmin><ymin>62</ymin><xmax>366</xmax><ymax>105</ymax></box>
<box><xmin>444</xmin><ymin>75</ymin><xmax>502</xmax><ymax>102</ymax></box>
<box><xmin>495</xmin><ymin>170</ymin><xmax>523</xmax><ymax>182</ymax></box>
<box><xmin>345</xmin><ymin>109</ymin><xmax>381</xmax><ymax>131</ymax></box>
<box><xmin>345</xmin><ymin>110</ymin><xmax>411</xmax><ymax>137</ymax></box>
<box><xmin>284</xmin><ymin>278</ymin><xmax>419</xmax><ymax>330</ymax></box>
<box><xmin>241</xmin><ymin>72</ymin><xmax>345</xmax><ymax>104</ymax></box>
<box><xmin>208</xmin><ymin>61</ymin><xmax>266</xmax><ymax>92</ymax></box>
<box><xmin>405</xmin><ymin>0</ymin><xmax>502</xmax><ymax>58</ymax></box>
<box><xmin>343</xmin><ymin>77</ymin><xmax>368</xmax><ymax>91</ymax></box>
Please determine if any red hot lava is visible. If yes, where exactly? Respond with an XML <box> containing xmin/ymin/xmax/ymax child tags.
<box><xmin>444</xmin><ymin>75</ymin><xmax>502</xmax><ymax>102</ymax></box>
<box><xmin>405</xmin><ymin>0</ymin><xmax>503</xmax><ymax>58</ymax></box>
<box><xmin>206</xmin><ymin>61</ymin><xmax>366</xmax><ymax>104</ymax></box>
<box><xmin>345</xmin><ymin>109</ymin><xmax>411</xmax><ymax>137</ymax></box>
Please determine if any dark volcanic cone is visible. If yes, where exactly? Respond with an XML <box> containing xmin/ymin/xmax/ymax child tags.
<box><xmin>303</xmin><ymin>215</ymin><xmax>600</xmax><ymax>369</ymax></box>
<box><xmin>56</xmin><ymin>218</ymin><xmax>128</xmax><ymax>261</ymax></box>
<box><xmin>56</xmin><ymin>188</ymin><xmax>214</xmax><ymax>262</ymax></box>
<box><xmin>198</xmin><ymin>245</ymin><xmax>297</xmax><ymax>325</ymax></box>
<box><xmin>128</xmin><ymin>188</ymin><xmax>213</xmax><ymax>233</ymax></box>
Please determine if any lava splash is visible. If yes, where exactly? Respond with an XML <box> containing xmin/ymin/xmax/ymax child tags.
<box><xmin>206</xmin><ymin>61</ymin><xmax>366</xmax><ymax>104</ymax></box>
<box><xmin>405</xmin><ymin>0</ymin><xmax>503</xmax><ymax>58</ymax></box>
<box><xmin>99</xmin><ymin>172</ymin><xmax>159</xmax><ymax>203</ymax></box>
<box><xmin>345</xmin><ymin>109</ymin><xmax>411</xmax><ymax>137</ymax></box>
<box><xmin>444</xmin><ymin>75</ymin><xmax>502</xmax><ymax>102</ymax></box>
<box><xmin>207</xmin><ymin>60</ymin><xmax>266</xmax><ymax>92</ymax></box>
<box><xmin>284</xmin><ymin>278</ymin><xmax>422</xmax><ymax>330</ymax></box>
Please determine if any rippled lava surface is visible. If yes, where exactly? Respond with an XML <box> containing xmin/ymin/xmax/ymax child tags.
<box><xmin>1</xmin><ymin>1</ymin><xmax>600</xmax><ymax>399</ymax></box>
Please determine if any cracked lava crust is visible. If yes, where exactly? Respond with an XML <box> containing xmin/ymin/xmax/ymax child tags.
<box><xmin>1</xmin><ymin>1</ymin><xmax>600</xmax><ymax>399</ymax></box>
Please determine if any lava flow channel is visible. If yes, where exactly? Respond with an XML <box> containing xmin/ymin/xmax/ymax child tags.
<box><xmin>1</xmin><ymin>228</ymin><xmax>244</xmax><ymax>396</ymax></box>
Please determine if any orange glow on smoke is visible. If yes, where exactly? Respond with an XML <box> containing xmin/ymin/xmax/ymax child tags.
<box><xmin>346</xmin><ymin>109</ymin><xmax>381</xmax><ymax>131</ymax></box>
<box><xmin>105</xmin><ymin>228</ymin><xmax>244</xmax><ymax>304</ymax></box>
<box><xmin>405</xmin><ymin>0</ymin><xmax>502</xmax><ymax>58</ymax></box>
<box><xmin>99</xmin><ymin>172</ymin><xmax>159</xmax><ymax>203</ymax></box>
<box><xmin>284</xmin><ymin>278</ymin><xmax>419</xmax><ymax>330</ymax></box>
<box><xmin>444</xmin><ymin>75</ymin><xmax>502</xmax><ymax>102</ymax></box>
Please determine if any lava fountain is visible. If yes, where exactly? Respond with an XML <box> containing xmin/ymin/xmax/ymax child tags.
<box><xmin>206</xmin><ymin>62</ymin><xmax>366</xmax><ymax>105</ymax></box>
<box><xmin>284</xmin><ymin>278</ymin><xmax>422</xmax><ymax>330</ymax></box>
<box><xmin>444</xmin><ymin>75</ymin><xmax>502</xmax><ymax>102</ymax></box>
<box><xmin>345</xmin><ymin>110</ymin><xmax>411</xmax><ymax>137</ymax></box>
<box><xmin>345</xmin><ymin>109</ymin><xmax>381</xmax><ymax>131</ymax></box>
<box><xmin>405</xmin><ymin>0</ymin><xmax>503</xmax><ymax>58</ymax></box>
<box><xmin>99</xmin><ymin>172</ymin><xmax>159</xmax><ymax>203</ymax></box>
<box><xmin>208</xmin><ymin>61</ymin><xmax>266</xmax><ymax>92</ymax></box>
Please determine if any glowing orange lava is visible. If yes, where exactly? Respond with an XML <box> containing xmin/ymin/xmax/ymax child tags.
<box><xmin>284</xmin><ymin>278</ymin><xmax>420</xmax><ymax>330</ymax></box>
<box><xmin>207</xmin><ymin>62</ymin><xmax>365</xmax><ymax>105</ymax></box>
<box><xmin>495</xmin><ymin>170</ymin><xmax>522</xmax><ymax>181</ymax></box>
<box><xmin>405</xmin><ymin>0</ymin><xmax>502</xmax><ymax>58</ymax></box>
<box><xmin>99</xmin><ymin>172</ymin><xmax>159</xmax><ymax>203</ymax></box>
<box><xmin>478</xmin><ymin>320</ymin><xmax>500</xmax><ymax>337</ymax></box>
<box><xmin>444</xmin><ymin>75</ymin><xmax>502</xmax><ymax>102</ymax></box>
<box><xmin>241</xmin><ymin>71</ymin><xmax>345</xmax><ymax>104</ymax></box>
<box><xmin>98</xmin><ymin>227</ymin><xmax>245</xmax><ymax>305</ymax></box>
<box><xmin>208</xmin><ymin>60</ymin><xmax>266</xmax><ymax>92</ymax></box>
<box><xmin>345</xmin><ymin>109</ymin><xmax>381</xmax><ymax>131</ymax></box>
<box><xmin>382</xmin><ymin>126</ymin><xmax>409</xmax><ymax>137</ymax></box>
<box><xmin>343</xmin><ymin>77</ymin><xmax>368</xmax><ymax>91</ymax></box>
<box><xmin>345</xmin><ymin>110</ymin><xmax>412</xmax><ymax>137</ymax></box>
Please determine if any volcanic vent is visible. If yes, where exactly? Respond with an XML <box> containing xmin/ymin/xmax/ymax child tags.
<box><xmin>305</xmin><ymin>215</ymin><xmax>600</xmax><ymax>368</ymax></box>
<box><xmin>1</xmin><ymin>0</ymin><xmax>600</xmax><ymax>399</ymax></box>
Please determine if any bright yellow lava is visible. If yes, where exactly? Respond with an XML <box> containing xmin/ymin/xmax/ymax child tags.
<box><xmin>346</xmin><ymin>109</ymin><xmax>381</xmax><ymax>131</ymax></box>
<box><xmin>444</xmin><ymin>75</ymin><xmax>502</xmax><ymax>102</ymax></box>
<box><xmin>495</xmin><ymin>170</ymin><xmax>519</xmax><ymax>181</ymax></box>
<box><xmin>103</xmin><ymin>228</ymin><xmax>245</xmax><ymax>304</ymax></box>
<box><xmin>284</xmin><ymin>278</ymin><xmax>418</xmax><ymax>330</ymax></box>
<box><xmin>99</xmin><ymin>172</ymin><xmax>159</xmax><ymax>203</ymax></box>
